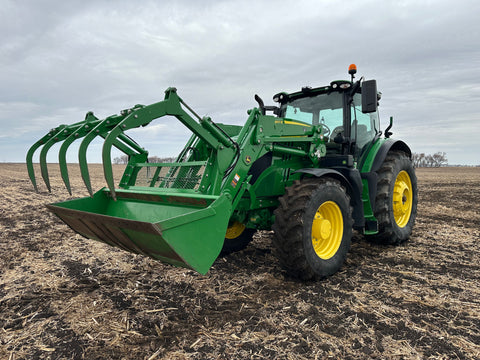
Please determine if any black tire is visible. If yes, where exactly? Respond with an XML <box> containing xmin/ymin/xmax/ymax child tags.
<box><xmin>220</xmin><ymin>221</ymin><xmax>255</xmax><ymax>255</ymax></box>
<box><xmin>272</xmin><ymin>178</ymin><xmax>353</xmax><ymax>280</ymax></box>
<box><xmin>367</xmin><ymin>150</ymin><xmax>418</xmax><ymax>245</ymax></box>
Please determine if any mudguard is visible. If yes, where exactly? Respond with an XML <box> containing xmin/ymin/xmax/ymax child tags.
<box><xmin>295</xmin><ymin>168</ymin><xmax>365</xmax><ymax>229</ymax></box>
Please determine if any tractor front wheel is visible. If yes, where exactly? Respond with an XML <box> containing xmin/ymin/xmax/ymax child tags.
<box><xmin>221</xmin><ymin>221</ymin><xmax>255</xmax><ymax>255</ymax></box>
<box><xmin>367</xmin><ymin>150</ymin><xmax>418</xmax><ymax>245</ymax></box>
<box><xmin>272</xmin><ymin>178</ymin><xmax>353</xmax><ymax>280</ymax></box>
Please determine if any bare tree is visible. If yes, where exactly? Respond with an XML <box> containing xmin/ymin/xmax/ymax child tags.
<box><xmin>432</xmin><ymin>152</ymin><xmax>448</xmax><ymax>167</ymax></box>
<box><xmin>426</xmin><ymin>154</ymin><xmax>435</xmax><ymax>167</ymax></box>
<box><xmin>412</xmin><ymin>153</ymin><xmax>421</xmax><ymax>168</ymax></box>
<box><xmin>412</xmin><ymin>152</ymin><xmax>448</xmax><ymax>167</ymax></box>
<box><xmin>113</xmin><ymin>155</ymin><xmax>128</xmax><ymax>164</ymax></box>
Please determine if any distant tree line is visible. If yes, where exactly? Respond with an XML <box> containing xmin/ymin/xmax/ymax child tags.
<box><xmin>147</xmin><ymin>156</ymin><xmax>176</xmax><ymax>163</ymax></box>
<box><xmin>114</xmin><ymin>152</ymin><xmax>449</xmax><ymax>168</ymax></box>
<box><xmin>113</xmin><ymin>155</ymin><xmax>176</xmax><ymax>164</ymax></box>
<box><xmin>412</xmin><ymin>152</ymin><xmax>448</xmax><ymax>168</ymax></box>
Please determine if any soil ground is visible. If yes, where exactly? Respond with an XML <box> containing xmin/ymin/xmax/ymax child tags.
<box><xmin>1</xmin><ymin>164</ymin><xmax>479</xmax><ymax>359</ymax></box>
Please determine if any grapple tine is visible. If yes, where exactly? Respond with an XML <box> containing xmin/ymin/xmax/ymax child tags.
<box><xmin>99</xmin><ymin>134</ymin><xmax>147</xmax><ymax>196</ymax></box>
<box><xmin>78</xmin><ymin>129</ymin><xmax>98</xmax><ymax>197</ymax></box>
<box><xmin>26</xmin><ymin>150</ymin><xmax>39</xmax><ymax>192</ymax></box>
<box><xmin>26</xmin><ymin>133</ymin><xmax>53</xmax><ymax>191</ymax></box>
<box><xmin>39</xmin><ymin>126</ymin><xmax>68</xmax><ymax>192</ymax></box>
<box><xmin>58</xmin><ymin>113</ymin><xmax>100</xmax><ymax>195</ymax></box>
<box><xmin>102</xmin><ymin>107</ymin><xmax>153</xmax><ymax>200</ymax></box>
<box><xmin>59</xmin><ymin>137</ymin><xmax>75</xmax><ymax>195</ymax></box>
<box><xmin>78</xmin><ymin>115</ymin><xmax>123</xmax><ymax>196</ymax></box>
<box><xmin>101</xmin><ymin>134</ymin><xmax>146</xmax><ymax>200</ymax></box>
<box><xmin>59</xmin><ymin>125</ymin><xmax>85</xmax><ymax>195</ymax></box>
<box><xmin>102</xmin><ymin>140</ymin><xmax>116</xmax><ymax>200</ymax></box>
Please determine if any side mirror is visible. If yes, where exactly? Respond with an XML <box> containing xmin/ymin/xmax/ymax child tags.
<box><xmin>362</xmin><ymin>80</ymin><xmax>378</xmax><ymax>113</ymax></box>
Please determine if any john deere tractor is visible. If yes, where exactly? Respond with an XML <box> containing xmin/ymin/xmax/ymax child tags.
<box><xmin>27</xmin><ymin>65</ymin><xmax>418</xmax><ymax>280</ymax></box>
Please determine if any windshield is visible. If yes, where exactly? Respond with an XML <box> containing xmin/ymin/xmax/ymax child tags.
<box><xmin>280</xmin><ymin>92</ymin><xmax>344</xmax><ymax>140</ymax></box>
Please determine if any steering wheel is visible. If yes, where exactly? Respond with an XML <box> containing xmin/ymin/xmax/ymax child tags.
<box><xmin>320</xmin><ymin>124</ymin><xmax>331</xmax><ymax>137</ymax></box>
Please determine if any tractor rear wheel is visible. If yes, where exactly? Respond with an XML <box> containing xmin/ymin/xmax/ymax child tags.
<box><xmin>221</xmin><ymin>221</ymin><xmax>255</xmax><ymax>255</ymax></box>
<box><xmin>367</xmin><ymin>150</ymin><xmax>418</xmax><ymax>245</ymax></box>
<box><xmin>272</xmin><ymin>178</ymin><xmax>353</xmax><ymax>280</ymax></box>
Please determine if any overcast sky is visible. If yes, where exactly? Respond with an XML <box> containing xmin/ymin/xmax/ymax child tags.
<box><xmin>1</xmin><ymin>0</ymin><xmax>479</xmax><ymax>166</ymax></box>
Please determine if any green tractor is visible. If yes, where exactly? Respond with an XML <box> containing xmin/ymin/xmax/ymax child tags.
<box><xmin>27</xmin><ymin>65</ymin><xmax>417</xmax><ymax>280</ymax></box>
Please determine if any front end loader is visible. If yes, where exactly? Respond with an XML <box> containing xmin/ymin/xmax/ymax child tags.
<box><xmin>28</xmin><ymin>65</ymin><xmax>418</xmax><ymax>279</ymax></box>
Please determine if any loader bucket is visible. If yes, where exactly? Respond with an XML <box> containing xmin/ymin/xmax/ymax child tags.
<box><xmin>47</xmin><ymin>188</ymin><xmax>232</xmax><ymax>274</ymax></box>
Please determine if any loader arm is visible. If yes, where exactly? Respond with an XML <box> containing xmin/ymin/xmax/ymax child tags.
<box><xmin>100</xmin><ymin>88</ymin><xmax>224</xmax><ymax>200</ymax></box>
<box><xmin>213</xmin><ymin>108</ymin><xmax>327</xmax><ymax>222</ymax></box>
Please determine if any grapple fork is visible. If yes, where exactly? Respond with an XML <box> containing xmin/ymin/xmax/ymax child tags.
<box><xmin>26</xmin><ymin>88</ymin><xmax>234</xmax><ymax>274</ymax></box>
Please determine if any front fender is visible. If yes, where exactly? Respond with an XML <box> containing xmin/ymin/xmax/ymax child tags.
<box><xmin>295</xmin><ymin>168</ymin><xmax>365</xmax><ymax>229</ymax></box>
<box><xmin>295</xmin><ymin>168</ymin><xmax>348</xmax><ymax>182</ymax></box>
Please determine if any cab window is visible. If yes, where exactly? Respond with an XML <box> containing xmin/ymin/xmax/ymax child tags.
<box><xmin>351</xmin><ymin>93</ymin><xmax>379</xmax><ymax>148</ymax></box>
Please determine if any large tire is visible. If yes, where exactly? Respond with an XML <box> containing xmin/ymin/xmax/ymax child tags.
<box><xmin>272</xmin><ymin>178</ymin><xmax>353</xmax><ymax>280</ymax></box>
<box><xmin>220</xmin><ymin>221</ymin><xmax>255</xmax><ymax>255</ymax></box>
<box><xmin>367</xmin><ymin>150</ymin><xmax>418</xmax><ymax>245</ymax></box>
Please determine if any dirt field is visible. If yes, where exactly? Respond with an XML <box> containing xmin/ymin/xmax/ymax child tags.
<box><xmin>1</xmin><ymin>164</ymin><xmax>479</xmax><ymax>359</ymax></box>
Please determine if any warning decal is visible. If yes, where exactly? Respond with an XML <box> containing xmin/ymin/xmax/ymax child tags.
<box><xmin>231</xmin><ymin>173</ymin><xmax>240</xmax><ymax>188</ymax></box>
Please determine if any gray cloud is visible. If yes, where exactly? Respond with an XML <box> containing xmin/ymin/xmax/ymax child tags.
<box><xmin>1</xmin><ymin>0</ymin><xmax>479</xmax><ymax>165</ymax></box>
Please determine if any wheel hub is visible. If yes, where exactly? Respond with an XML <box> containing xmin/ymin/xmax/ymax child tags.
<box><xmin>311</xmin><ymin>201</ymin><xmax>343</xmax><ymax>260</ymax></box>
<box><xmin>315</xmin><ymin>217</ymin><xmax>332</xmax><ymax>240</ymax></box>
<box><xmin>225</xmin><ymin>221</ymin><xmax>245</xmax><ymax>239</ymax></box>
<box><xmin>393</xmin><ymin>170</ymin><xmax>413</xmax><ymax>228</ymax></box>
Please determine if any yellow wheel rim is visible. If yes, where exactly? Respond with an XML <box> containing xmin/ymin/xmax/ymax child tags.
<box><xmin>393</xmin><ymin>170</ymin><xmax>413</xmax><ymax>228</ymax></box>
<box><xmin>225</xmin><ymin>221</ymin><xmax>245</xmax><ymax>239</ymax></box>
<box><xmin>311</xmin><ymin>201</ymin><xmax>343</xmax><ymax>260</ymax></box>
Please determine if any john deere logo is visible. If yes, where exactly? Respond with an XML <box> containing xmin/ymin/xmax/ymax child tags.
<box><xmin>245</xmin><ymin>156</ymin><xmax>252</xmax><ymax>164</ymax></box>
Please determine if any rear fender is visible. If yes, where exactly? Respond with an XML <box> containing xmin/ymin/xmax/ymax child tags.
<box><xmin>370</xmin><ymin>139</ymin><xmax>412</xmax><ymax>173</ymax></box>
<box><xmin>361</xmin><ymin>138</ymin><xmax>412</xmax><ymax>215</ymax></box>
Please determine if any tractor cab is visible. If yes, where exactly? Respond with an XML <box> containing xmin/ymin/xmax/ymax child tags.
<box><xmin>273</xmin><ymin>64</ymin><xmax>381</xmax><ymax>167</ymax></box>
